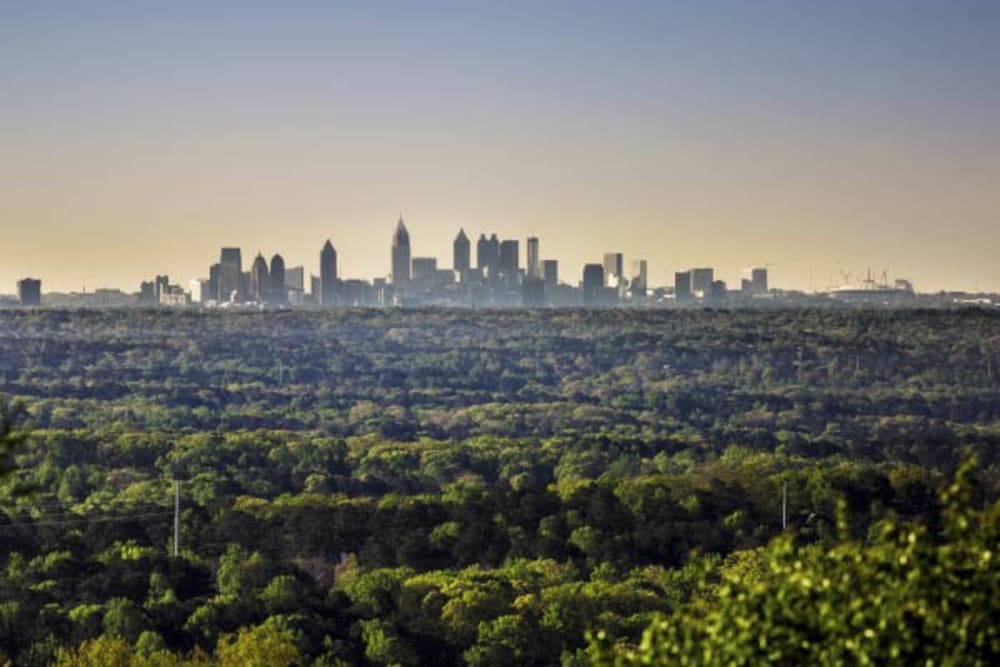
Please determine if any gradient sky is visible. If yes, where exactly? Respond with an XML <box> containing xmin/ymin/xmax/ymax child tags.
<box><xmin>1</xmin><ymin>1</ymin><xmax>998</xmax><ymax>293</ymax></box>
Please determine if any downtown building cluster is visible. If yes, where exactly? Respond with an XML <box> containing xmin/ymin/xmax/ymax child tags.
<box><xmin>131</xmin><ymin>217</ymin><xmax>771</xmax><ymax>309</ymax></box>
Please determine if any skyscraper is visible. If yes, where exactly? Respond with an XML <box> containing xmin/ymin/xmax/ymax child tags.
<box><xmin>154</xmin><ymin>275</ymin><xmax>169</xmax><ymax>303</ymax></box>
<box><xmin>320</xmin><ymin>240</ymin><xmax>338</xmax><ymax>306</ymax></box>
<box><xmin>674</xmin><ymin>271</ymin><xmax>692</xmax><ymax>302</ymax></box>
<box><xmin>500</xmin><ymin>239</ymin><xmax>519</xmax><ymax>277</ymax></box>
<box><xmin>742</xmin><ymin>267</ymin><xmax>768</xmax><ymax>295</ymax></box>
<box><xmin>218</xmin><ymin>248</ymin><xmax>242</xmax><ymax>303</ymax></box>
<box><xmin>630</xmin><ymin>260</ymin><xmax>648</xmax><ymax>297</ymax></box>
<box><xmin>603</xmin><ymin>252</ymin><xmax>624</xmax><ymax>286</ymax></box>
<box><xmin>391</xmin><ymin>217</ymin><xmax>411</xmax><ymax>285</ymax></box>
<box><xmin>453</xmin><ymin>229</ymin><xmax>470</xmax><ymax>273</ymax></box>
<box><xmin>691</xmin><ymin>268</ymin><xmax>714</xmax><ymax>296</ymax></box>
<box><xmin>526</xmin><ymin>237</ymin><xmax>540</xmax><ymax>278</ymax></box>
<box><xmin>477</xmin><ymin>233</ymin><xmax>500</xmax><ymax>279</ymax></box>
<box><xmin>285</xmin><ymin>266</ymin><xmax>304</xmax><ymax>292</ymax></box>
<box><xmin>17</xmin><ymin>278</ymin><xmax>41</xmax><ymax>306</ymax></box>
<box><xmin>582</xmin><ymin>264</ymin><xmax>604</xmax><ymax>305</ymax></box>
<box><xmin>139</xmin><ymin>281</ymin><xmax>156</xmax><ymax>305</ymax></box>
<box><xmin>269</xmin><ymin>254</ymin><xmax>286</xmax><ymax>303</ymax></box>
<box><xmin>250</xmin><ymin>253</ymin><xmax>269</xmax><ymax>302</ymax></box>
<box><xmin>208</xmin><ymin>264</ymin><xmax>220</xmax><ymax>304</ymax></box>
<box><xmin>543</xmin><ymin>260</ymin><xmax>559</xmax><ymax>287</ymax></box>
<box><xmin>411</xmin><ymin>257</ymin><xmax>438</xmax><ymax>282</ymax></box>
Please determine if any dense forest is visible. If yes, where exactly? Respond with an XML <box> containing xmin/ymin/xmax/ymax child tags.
<box><xmin>0</xmin><ymin>308</ymin><xmax>998</xmax><ymax>666</ymax></box>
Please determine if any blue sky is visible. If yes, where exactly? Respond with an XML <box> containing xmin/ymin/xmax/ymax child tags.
<box><xmin>1</xmin><ymin>1</ymin><xmax>998</xmax><ymax>291</ymax></box>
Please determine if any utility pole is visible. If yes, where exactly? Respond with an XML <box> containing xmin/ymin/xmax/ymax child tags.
<box><xmin>782</xmin><ymin>481</ymin><xmax>787</xmax><ymax>531</ymax></box>
<box><xmin>173</xmin><ymin>480</ymin><xmax>180</xmax><ymax>557</ymax></box>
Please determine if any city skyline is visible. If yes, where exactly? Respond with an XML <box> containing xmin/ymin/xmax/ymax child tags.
<box><xmin>2</xmin><ymin>2</ymin><xmax>999</xmax><ymax>293</ymax></box>
<box><xmin>1</xmin><ymin>214</ymin><xmax>992</xmax><ymax>298</ymax></box>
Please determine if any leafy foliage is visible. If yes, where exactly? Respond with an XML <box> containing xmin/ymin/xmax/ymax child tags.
<box><xmin>592</xmin><ymin>462</ymin><xmax>1000</xmax><ymax>666</ymax></box>
<box><xmin>0</xmin><ymin>309</ymin><xmax>996</xmax><ymax>665</ymax></box>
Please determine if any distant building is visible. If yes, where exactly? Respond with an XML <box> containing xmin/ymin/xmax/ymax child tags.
<box><xmin>320</xmin><ymin>240</ymin><xmax>338</xmax><ymax>306</ymax></box>
<box><xmin>218</xmin><ymin>248</ymin><xmax>242</xmax><ymax>303</ymax></box>
<box><xmin>630</xmin><ymin>260</ymin><xmax>648</xmax><ymax>297</ymax></box>
<box><xmin>500</xmin><ymin>239</ymin><xmax>519</xmax><ymax>277</ymax></box>
<box><xmin>190</xmin><ymin>279</ymin><xmax>210</xmax><ymax>304</ymax></box>
<box><xmin>159</xmin><ymin>285</ymin><xmax>189</xmax><ymax>307</ymax></box>
<box><xmin>285</xmin><ymin>266</ymin><xmax>304</xmax><ymax>292</ymax></box>
<box><xmin>391</xmin><ymin>218</ymin><xmax>411</xmax><ymax>285</ymax></box>
<box><xmin>742</xmin><ymin>267</ymin><xmax>768</xmax><ymax>295</ymax></box>
<box><xmin>543</xmin><ymin>259</ymin><xmax>559</xmax><ymax>287</ymax></box>
<box><xmin>526</xmin><ymin>237</ymin><xmax>540</xmax><ymax>278</ymax></box>
<box><xmin>674</xmin><ymin>271</ymin><xmax>692</xmax><ymax>303</ymax></box>
<box><xmin>411</xmin><ymin>257</ymin><xmax>438</xmax><ymax>282</ymax></box>
<box><xmin>453</xmin><ymin>229</ymin><xmax>470</xmax><ymax>273</ymax></box>
<box><xmin>582</xmin><ymin>264</ymin><xmax>605</xmax><ymax>305</ymax></box>
<box><xmin>284</xmin><ymin>265</ymin><xmax>304</xmax><ymax>305</ymax></box>
<box><xmin>709</xmin><ymin>280</ymin><xmax>727</xmax><ymax>303</ymax></box>
<box><xmin>155</xmin><ymin>275</ymin><xmax>170</xmax><ymax>302</ymax></box>
<box><xmin>310</xmin><ymin>275</ymin><xmax>321</xmax><ymax>304</ymax></box>
<box><xmin>250</xmin><ymin>253</ymin><xmax>270</xmax><ymax>302</ymax></box>
<box><xmin>603</xmin><ymin>252</ymin><xmax>623</xmax><ymax>286</ymax></box>
<box><xmin>139</xmin><ymin>281</ymin><xmax>156</xmax><ymax>305</ymax></box>
<box><xmin>269</xmin><ymin>254</ymin><xmax>286</xmax><ymax>303</ymax></box>
<box><xmin>691</xmin><ymin>268</ymin><xmax>714</xmax><ymax>297</ymax></box>
<box><xmin>207</xmin><ymin>264</ymin><xmax>220</xmax><ymax>304</ymax></box>
<box><xmin>17</xmin><ymin>278</ymin><xmax>41</xmax><ymax>306</ymax></box>
<box><xmin>477</xmin><ymin>234</ymin><xmax>500</xmax><ymax>279</ymax></box>
<box><xmin>522</xmin><ymin>277</ymin><xmax>545</xmax><ymax>307</ymax></box>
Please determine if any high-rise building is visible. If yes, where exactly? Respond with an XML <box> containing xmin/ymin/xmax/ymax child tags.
<box><xmin>500</xmin><ymin>239</ymin><xmax>519</xmax><ymax>277</ymax></box>
<box><xmin>691</xmin><ymin>268</ymin><xmax>714</xmax><ymax>296</ymax></box>
<box><xmin>630</xmin><ymin>260</ymin><xmax>648</xmax><ymax>297</ymax></box>
<box><xmin>522</xmin><ymin>278</ymin><xmax>545</xmax><ymax>307</ymax></box>
<box><xmin>526</xmin><ymin>237</ymin><xmax>540</xmax><ymax>278</ymax></box>
<box><xmin>582</xmin><ymin>264</ymin><xmax>604</xmax><ymax>305</ymax></box>
<box><xmin>310</xmin><ymin>275</ymin><xmax>321</xmax><ymax>303</ymax></box>
<box><xmin>155</xmin><ymin>275</ymin><xmax>170</xmax><ymax>302</ymax></box>
<box><xmin>190</xmin><ymin>279</ymin><xmax>210</xmax><ymax>304</ymax></box>
<box><xmin>17</xmin><ymin>278</ymin><xmax>41</xmax><ymax>306</ymax></box>
<box><xmin>674</xmin><ymin>271</ymin><xmax>692</xmax><ymax>302</ymax></box>
<box><xmin>269</xmin><ymin>254</ymin><xmax>286</xmax><ymax>303</ymax></box>
<box><xmin>139</xmin><ymin>281</ymin><xmax>156</xmax><ymax>305</ymax></box>
<box><xmin>476</xmin><ymin>234</ymin><xmax>489</xmax><ymax>271</ymax></box>
<box><xmin>250</xmin><ymin>253</ymin><xmax>270</xmax><ymax>302</ymax></box>
<box><xmin>219</xmin><ymin>248</ymin><xmax>242</xmax><ymax>303</ymax></box>
<box><xmin>285</xmin><ymin>266</ymin><xmax>304</xmax><ymax>292</ymax></box>
<box><xmin>543</xmin><ymin>260</ymin><xmax>559</xmax><ymax>287</ymax></box>
<box><xmin>742</xmin><ymin>267</ymin><xmax>768</xmax><ymax>295</ymax></box>
<box><xmin>411</xmin><ymin>257</ymin><xmax>438</xmax><ymax>282</ymax></box>
<box><xmin>603</xmin><ymin>252</ymin><xmax>623</xmax><ymax>286</ymax></box>
<box><xmin>477</xmin><ymin>233</ymin><xmax>500</xmax><ymax>279</ymax></box>
<box><xmin>391</xmin><ymin>217</ymin><xmax>411</xmax><ymax>285</ymax></box>
<box><xmin>320</xmin><ymin>240</ymin><xmax>338</xmax><ymax>306</ymax></box>
<box><xmin>453</xmin><ymin>229</ymin><xmax>470</xmax><ymax>273</ymax></box>
<box><xmin>709</xmin><ymin>280</ymin><xmax>728</xmax><ymax>303</ymax></box>
<box><xmin>208</xmin><ymin>264</ymin><xmax>220</xmax><ymax>304</ymax></box>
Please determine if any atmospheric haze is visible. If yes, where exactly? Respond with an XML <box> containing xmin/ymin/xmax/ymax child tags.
<box><xmin>1</xmin><ymin>1</ymin><xmax>998</xmax><ymax>293</ymax></box>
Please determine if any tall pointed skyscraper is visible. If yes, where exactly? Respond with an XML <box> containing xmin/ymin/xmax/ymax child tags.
<box><xmin>391</xmin><ymin>217</ymin><xmax>411</xmax><ymax>285</ymax></box>
<box><xmin>453</xmin><ymin>228</ymin><xmax>470</xmax><ymax>273</ymax></box>
<box><xmin>320</xmin><ymin>240</ymin><xmax>338</xmax><ymax>306</ymax></box>
<box><xmin>250</xmin><ymin>253</ymin><xmax>269</xmax><ymax>302</ymax></box>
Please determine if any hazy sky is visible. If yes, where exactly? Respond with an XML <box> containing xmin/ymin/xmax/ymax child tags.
<box><xmin>1</xmin><ymin>1</ymin><xmax>998</xmax><ymax>293</ymax></box>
